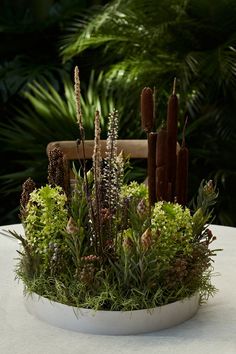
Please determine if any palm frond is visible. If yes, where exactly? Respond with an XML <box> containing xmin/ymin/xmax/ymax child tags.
<box><xmin>0</xmin><ymin>72</ymin><xmax>118</xmax><ymax>223</ymax></box>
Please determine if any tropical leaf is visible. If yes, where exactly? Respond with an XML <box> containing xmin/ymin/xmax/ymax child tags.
<box><xmin>0</xmin><ymin>71</ymin><xmax>118</xmax><ymax>223</ymax></box>
<box><xmin>60</xmin><ymin>0</ymin><xmax>236</xmax><ymax>225</ymax></box>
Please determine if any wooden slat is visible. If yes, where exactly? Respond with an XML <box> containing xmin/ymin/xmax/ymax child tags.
<box><xmin>47</xmin><ymin>140</ymin><xmax>148</xmax><ymax>160</ymax></box>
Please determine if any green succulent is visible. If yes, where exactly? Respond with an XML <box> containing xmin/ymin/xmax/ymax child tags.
<box><xmin>121</xmin><ymin>181</ymin><xmax>148</xmax><ymax>200</ymax></box>
<box><xmin>24</xmin><ymin>185</ymin><xmax>68</xmax><ymax>261</ymax></box>
<box><xmin>151</xmin><ymin>201</ymin><xmax>193</xmax><ymax>263</ymax></box>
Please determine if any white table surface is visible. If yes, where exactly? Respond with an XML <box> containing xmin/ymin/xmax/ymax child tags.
<box><xmin>0</xmin><ymin>223</ymin><xmax>236</xmax><ymax>354</ymax></box>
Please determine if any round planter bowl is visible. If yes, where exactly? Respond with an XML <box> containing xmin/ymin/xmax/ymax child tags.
<box><xmin>25</xmin><ymin>292</ymin><xmax>199</xmax><ymax>335</ymax></box>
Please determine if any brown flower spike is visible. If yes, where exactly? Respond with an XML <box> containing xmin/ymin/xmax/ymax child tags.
<box><xmin>20</xmin><ymin>177</ymin><xmax>36</xmax><ymax>218</ymax></box>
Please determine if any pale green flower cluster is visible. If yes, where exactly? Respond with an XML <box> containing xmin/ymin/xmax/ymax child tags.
<box><xmin>151</xmin><ymin>201</ymin><xmax>193</xmax><ymax>262</ymax></box>
<box><xmin>121</xmin><ymin>181</ymin><xmax>148</xmax><ymax>200</ymax></box>
<box><xmin>24</xmin><ymin>185</ymin><xmax>68</xmax><ymax>255</ymax></box>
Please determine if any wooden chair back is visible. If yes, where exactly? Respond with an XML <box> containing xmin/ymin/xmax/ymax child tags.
<box><xmin>47</xmin><ymin>140</ymin><xmax>148</xmax><ymax>181</ymax></box>
<box><xmin>47</xmin><ymin>140</ymin><xmax>148</xmax><ymax>160</ymax></box>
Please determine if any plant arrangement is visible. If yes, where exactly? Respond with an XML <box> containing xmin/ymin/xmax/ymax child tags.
<box><xmin>12</xmin><ymin>68</ymin><xmax>219</xmax><ymax>312</ymax></box>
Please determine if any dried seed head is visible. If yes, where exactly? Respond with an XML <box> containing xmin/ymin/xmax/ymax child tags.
<box><xmin>48</xmin><ymin>147</ymin><xmax>67</xmax><ymax>192</ymax></box>
<box><xmin>141</xmin><ymin>228</ymin><xmax>152</xmax><ymax>250</ymax></box>
<box><xmin>79</xmin><ymin>263</ymin><xmax>95</xmax><ymax>285</ymax></box>
<box><xmin>122</xmin><ymin>236</ymin><xmax>133</xmax><ymax>252</ymax></box>
<box><xmin>137</xmin><ymin>198</ymin><xmax>148</xmax><ymax>216</ymax></box>
<box><xmin>20</xmin><ymin>177</ymin><xmax>36</xmax><ymax>219</ymax></box>
<box><xmin>74</xmin><ymin>67</ymin><xmax>82</xmax><ymax>125</ymax></box>
<box><xmin>66</xmin><ymin>217</ymin><xmax>79</xmax><ymax>234</ymax></box>
<box><xmin>100</xmin><ymin>208</ymin><xmax>112</xmax><ymax>223</ymax></box>
<box><xmin>74</xmin><ymin>66</ymin><xmax>85</xmax><ymax>141</ymax></box>
<box><xmin>81</xmin><ymin>254</ymin><xmax>100</xmax><ymax>262</ymax></box>
<box><xmin>20</xmin><ymin>177</ymin><xmax>36</xmax><ymax>209</ymax></box>
<box><xmin>203</xmin><ymin>180</ymin><xmax>214</xmax><ymax>194</ymax></box>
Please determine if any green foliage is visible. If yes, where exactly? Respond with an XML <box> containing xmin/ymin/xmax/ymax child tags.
<box><xmin>15</xmin><ymin>195</ymin><xmax>217</xmax><ymax>310</ymax></box>
<box><xmin>0</xmin><ymin>0</ymin><xmax>106</xmax><ymax>102</ymax></box>
<box><xmin>151</xmin><ymin>202</ymin><xmax>193</xmax><ymax>263</ymax></box>
<box><xmin>121</xmin><ymin>181</ymin><xmax>148</xmax><ymax>200</ymax></box>
<box><xmin>61</xmin><ymin>0</ymin><xmax>236</xmax><ymax>225</ymax></box>
<box><xmin>24</xmin><ymin>185</ymin><xmax>68</xmax><ymax>269</ymax></box>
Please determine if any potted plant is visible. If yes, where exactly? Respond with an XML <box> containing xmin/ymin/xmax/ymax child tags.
<box><xmin>11</xmin><ymin>68</ymin><xmax>219</xmax><ymax>335</ymax></box>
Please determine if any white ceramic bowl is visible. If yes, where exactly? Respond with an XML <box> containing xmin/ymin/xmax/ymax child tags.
<box><xmin>25</xmin><ymin>292</ymin><xmax>199</xmax><ymax>335</ymax></box>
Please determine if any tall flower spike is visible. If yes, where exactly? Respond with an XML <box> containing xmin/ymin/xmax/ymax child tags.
<box><xmin>20</xmin><ymin>177</ymin><xmax>36</xmax><ymax>218</ymax></box>
<box><xmin>48</xmin><ymin>147</ymin><xmax>68</xmax><ymax>194</ymax></box>
<box><xmin>103</xmin><ymin>109</ymin><xmax>120</xmax><ymax>211</ymax></box>
<box><xmin>93</xmin><ymin>110</ymin><xmax>102</xmax><ymax>184</ymax></box>
<box><xmin>92</xmin><ymin>110</ymin><xmax>103</xmax><ymax>252</ymax></box>
<box><xmin>74</xmin><ymin>66</ymin><xmax>84</xmax><ymax>140</ymax></box>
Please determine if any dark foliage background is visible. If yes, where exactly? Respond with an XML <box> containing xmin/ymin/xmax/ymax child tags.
<box><xmin>0</xmin><ymin>0</ymin><xmax>109</xmax><ymax>225</ymax></box>
<box><xmin>1</xmin><ymin>0</ymin><xmax>236</xmax><ymax>226</ymax></box>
